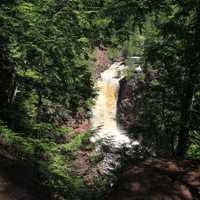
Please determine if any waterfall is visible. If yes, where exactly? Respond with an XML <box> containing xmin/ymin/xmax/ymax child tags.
<box><xmin>91</xmin><ymin>62</ymin><xmax>130</xmax><ymax>146</ymax></box>
<box><xmin>91</xmin><ymin>62</ymin><xmax>139</xmax><ymax>174</ymax></box>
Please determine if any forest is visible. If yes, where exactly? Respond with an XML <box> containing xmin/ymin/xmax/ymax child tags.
<box><xmin>0</xmin><ymin>1</ymin><xmax>200</xmax><ymax>200</ymax></box>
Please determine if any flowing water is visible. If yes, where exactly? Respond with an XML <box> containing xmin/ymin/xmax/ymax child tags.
<box><xmin>91</xmin><ymin>62</ymin><xmax>130</xmax><ymax>146</ymax></box>
<box><xmin>91</xmin><ymin>62</ymin><xmax>139</xmax><ymax>173</ymax></box>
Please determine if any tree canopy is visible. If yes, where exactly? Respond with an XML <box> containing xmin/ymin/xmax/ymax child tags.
<box><xmin>0</xmin><ymin>0</ymin><xmax>200</xmax><ymax>199</ymax></box>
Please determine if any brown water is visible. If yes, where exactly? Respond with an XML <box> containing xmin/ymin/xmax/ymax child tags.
<box><xmin>91</xmin><ymin>62</ymin><xmax>131</xmax><ymax>146</ymax></box>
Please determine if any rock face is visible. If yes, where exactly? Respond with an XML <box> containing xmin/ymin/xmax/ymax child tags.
<box><xmin>93</xmin><ymin>47</ymin><xmax>111</xmax><ymax>79</ymax></box>
<box><xmin>117</xmin><ymin>72</ymin><xmax>145</xmax><ymax>133</ymax></box>
<box><xmin>117</xmin><ymin>68</ymin><xmax>170</xmax><ymax>156</ymax></box>
<box><xmin>106</xmin><ymin>159</ymin><xmax>200</xmax><ymax>200</ymax></box>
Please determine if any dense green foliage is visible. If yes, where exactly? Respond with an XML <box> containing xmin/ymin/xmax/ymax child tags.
<box><xmin>0</xmin><ymin>0</ymin><xmax>200</xmax><ymax>199</ymax></box>
<box><xmin>0</xmin><ymin>1</ymin><xmax>111</xmax><ymax>199</ymax></box>
<box><xmin>0</xmin><ymin>121</ymin><xmax>109</xmax><ymax>199</ymax></box>
<box><xmin>143</xmin><ymin>1</ymin><xmax>200</xmax><ymax>158</ymax></box>
<box><xmin>0</xmin><ymin>0</ymin><xmax>99</xmax><ymax>130</ymax></box>
<box><xmin>117</xmin><ymin>1</ymin><xmax>200</xmax><ymax>158</ymax></box>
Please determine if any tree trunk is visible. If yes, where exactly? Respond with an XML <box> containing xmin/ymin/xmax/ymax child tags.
<box><xmin>176</xmin><ymin>5</ymin><xmax>200</xmax><ymax>157</ymax></box>
<box><xmin>176</xmin><ymin>82</ymin><xmax>194</xmax><ymax>158</ymax></box>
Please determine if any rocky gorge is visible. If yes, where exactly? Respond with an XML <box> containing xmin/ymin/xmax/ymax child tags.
<box><xmin>117</xmin><ymin>61</ymin><xmax>159</xmax><ymax>156</ymax></box>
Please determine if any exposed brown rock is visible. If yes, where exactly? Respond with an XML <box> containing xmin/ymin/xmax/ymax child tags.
<box><xmin>93</xmin><ymin>47</ymin><xmax>111</xmax><ymax>79</ymax></box>
<box><xmin>106</xmin><ymin>159</ymin><xmax>200</xmax><ymax>200</ymax></box>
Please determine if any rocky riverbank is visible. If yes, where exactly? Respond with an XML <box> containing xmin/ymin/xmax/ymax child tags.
<box><xmin>106</xmin><ymin>158</ymin><xmax>200</xmax><ymax>200</ymax></box>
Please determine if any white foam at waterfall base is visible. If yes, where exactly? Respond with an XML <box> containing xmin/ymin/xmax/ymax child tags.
<box><xmin>90</xmin><ymin>62</ymin><xmax>140</xmax><ymax>174</ymax></box>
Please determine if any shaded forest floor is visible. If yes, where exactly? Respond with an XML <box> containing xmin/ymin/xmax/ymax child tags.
<box><xmin>0</xmin><ymin>155</ymin><xmax>44</xmax><ymax>200</ymax></box>
<box><xmin>0</xmin><ymin>157</ymin><xmax>199</xmax><ymax>200</ymax></box>
<box><xmin>0</xmin><ymin>172</ymin><xmax>36</xmax><ymax>200</ymax></box>
<box><xmin>106</xmin><ymin>159</ymin><xmax>200</xmax><ymax>200</ymax></box>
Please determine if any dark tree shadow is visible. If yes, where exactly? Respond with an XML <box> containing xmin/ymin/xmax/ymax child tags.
<box><xmin>106</xmin><ymin>159</ymin><xmax>200</xmax><ymax>200</ymax></box>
